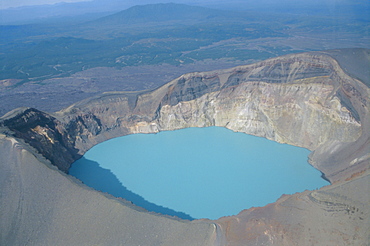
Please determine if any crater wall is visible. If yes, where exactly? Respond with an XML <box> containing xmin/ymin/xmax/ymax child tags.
<box><xmin>1</xmin><ymin>50</ymin><xmax>369</xmax><ymax>245</ymax></box>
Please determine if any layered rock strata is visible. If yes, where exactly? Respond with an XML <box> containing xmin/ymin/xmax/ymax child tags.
<box><xmin>0</xmin><ymin>49</ymin><xmax>369</xmax><ymax>245</ymax></box>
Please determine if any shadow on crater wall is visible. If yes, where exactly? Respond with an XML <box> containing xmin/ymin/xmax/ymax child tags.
<box><xmin>69</xmin><ymin>157</ymin><xmax>194</xmax><ymax>220</ymax></box>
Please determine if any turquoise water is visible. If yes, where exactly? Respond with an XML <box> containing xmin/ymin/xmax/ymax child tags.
<box><xmin>69</xmin><ymin>126</ymin><xmax>329</xmax><ymax>220</ymax></box>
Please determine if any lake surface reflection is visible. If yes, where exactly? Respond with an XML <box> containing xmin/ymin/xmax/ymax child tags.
<box><xmin>69</xmin><ymin>127</ymin><xmax>329</xmax><ymax>220</ymax></box>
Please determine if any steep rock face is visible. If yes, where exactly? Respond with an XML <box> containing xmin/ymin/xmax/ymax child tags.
<box><xmin>58</xmin><ymin>92</ymin><xmax>144</xmax><ymax>154</ymax></box>
<box><xmin>0</xmin><ymin>49</ymin><xmax>369</xmax><ymax>245</ymax></box>
<box><xmin>0</xmin><ymin>108</ymin><xmax>80</xmax><ymax>172</ymax></box>
<box><xmin>157</xmin><ymin>81</ymin><xmax>360</xmax><ymax>149</ymax></box>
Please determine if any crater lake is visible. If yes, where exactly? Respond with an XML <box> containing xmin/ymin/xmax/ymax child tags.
<box><xmin>69</xmin><ymin>126</ymin><xmax>329</xmax><ymax>220</ymax></box>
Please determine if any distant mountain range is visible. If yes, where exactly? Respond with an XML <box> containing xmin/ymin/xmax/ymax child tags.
<box><xmin>94</xmin><ymin>3</ymin><xmax>228</xmax><ymax>24</ymax></box>
<box><xmin>85</xmin><ymin>3</ymin><xmax>253</xmax><ymax>29</ymax></box>
<box><xmin>1</xmin><ymin>0</ymin><xmax>368</xmax><ymax>25</ymax></box>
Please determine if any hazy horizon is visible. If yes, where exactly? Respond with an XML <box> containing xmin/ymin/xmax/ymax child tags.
<box><xmin>0</xmin><ymin>0</ymin><xmax>91</xmax><ymax>9</ymax></box>
<box><xmin>2</xmin><ymin>0</ymin><xmax>368</xmax><ymax>10</ymax></box>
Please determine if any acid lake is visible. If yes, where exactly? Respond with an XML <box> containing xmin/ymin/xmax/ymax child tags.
<box><xmin>69</xmin><ymin>126</ymin><xmax>329</xmax><ymax>220</ymax></box>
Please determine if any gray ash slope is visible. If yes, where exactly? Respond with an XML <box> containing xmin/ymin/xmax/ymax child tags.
<box><xmin>0</xmin><ymin>49</ymin><xmax>369</xmax><ymax>245</ymax></box>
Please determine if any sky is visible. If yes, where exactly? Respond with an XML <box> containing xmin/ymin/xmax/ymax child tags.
<box><xmin>0</xmin><ymin>0</ymin><xmax>91</xmax><ymax>9</ymax></box>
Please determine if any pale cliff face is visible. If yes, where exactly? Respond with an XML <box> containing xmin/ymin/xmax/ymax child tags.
<box><xmin>0</xmin><ymin>50</ymin><xmax>369</xmax><ymax>245</ymax></box>
<box><xmin>157</xmin><ymin>81</ymin><xmax>360</xmax><ymax>149</ymax></box>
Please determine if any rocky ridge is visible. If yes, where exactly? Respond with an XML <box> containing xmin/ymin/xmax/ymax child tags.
<box><xmin>0</xmin><ymin>49</ymin><xmax>369</xmax><ymax>245</ymax></box>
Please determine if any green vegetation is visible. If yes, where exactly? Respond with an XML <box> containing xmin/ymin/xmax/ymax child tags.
<box><xmin>0</xmin><ymin>22</ymin><xmax>287</xmax><ymax>81</ymax></box>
